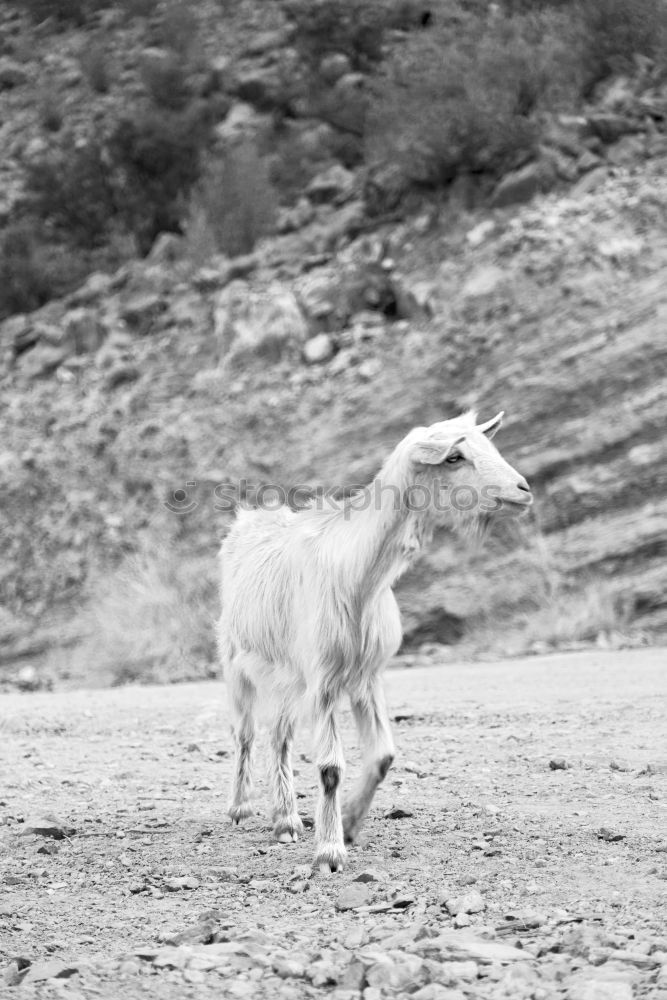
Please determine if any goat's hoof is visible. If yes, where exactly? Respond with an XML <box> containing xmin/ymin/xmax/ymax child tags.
<box><xmin>313</xmin><ymin>843</ymin><xmax>347</xmax><ymax>873</ymax></box>
<box><xmin>228</xmin><ymin>802</ymin><xmax>253</xmax><ymax>825</ymax></box>
<box><xmin>274</xmin><ymin>813</ymin><xmax>304</xmax><ymax>843</ymax></box>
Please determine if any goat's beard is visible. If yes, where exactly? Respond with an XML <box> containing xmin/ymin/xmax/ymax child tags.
<box><xmin>463</xmin><ymin>510</ymin><xmax>492</xmax><ymax>552</ymax></box>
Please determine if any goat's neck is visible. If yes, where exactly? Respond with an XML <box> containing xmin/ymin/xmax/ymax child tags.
<box><xmin>346</xmin><ymin>450</ymin><xmax>435</xmax><ymax>596</ymax></box>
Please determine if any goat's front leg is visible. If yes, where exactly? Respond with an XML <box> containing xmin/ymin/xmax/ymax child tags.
<box><xmin>270</xmin><ymin>711</ymin><xmax>304</xmax><ymax>843</ymax></box>
<box><xmin>343</xmin><ymin>678</ymin><xmax>395</xmax><ymax>845</ymax></box>
<box><xmin>313</xmin><ymin>688</ymin><xmax>346</xmax><ymax>872</ymax></box>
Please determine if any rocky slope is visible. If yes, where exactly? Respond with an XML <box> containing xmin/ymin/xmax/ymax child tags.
<box><xmin>2</xmin><ymin>1</ymin><xmax>667</xmax><ymax>687</ymax></box>
<box><xmin>2</xmin><ymin>141</ymin><xmax>667</xmax><ymax>687</ymax></box>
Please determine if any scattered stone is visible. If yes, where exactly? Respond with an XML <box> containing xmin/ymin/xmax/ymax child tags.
<box><xmin>165</xmin><ymin>876</ymin><xmax>200</xmax><ymax>891</ymax></box>
<box><xmin>549</xmin><ymin>758</ymin><xmax>569</xmax><ymax>770</ymax></box>
<box><xmin>357</xmin><ymin>358</ymin><xmax>382</xmax><ymax>381</ymax></box>
<box><xmin>215</xmin><ymin>280</ymin><xmax>308</xmax><ymax>362</ymax></box>
<box><xmin>567</xmin><ymin>980</ymin><xmax>634</xmax><ymax>1000</ymax></box>
<box><xmin>163</xmin><ymin>911</ymin><xmax>221</xmax><ymax>946</ymax></box>
<box><xmin>461</xmin><ymin>264</ymin><xmax>505</xmax><ymax>300</ymax></box>
<box><xmin>414</xmin><ymin>986</ymin><xmax>467</xmax><ymax>1000</ymax></box>
<box><xmin>466</xmin><ymin>219</ymin><xmax>496</xmax><ymax>248</ymax></box>
<box><xmin>18</xmin><ymin>344</ymin><xmax>69</xmax><ymax>379</ymax></box>
<box><xmin>445</xmin><ymin>890</ymin><xmax>486</xmax><ymax>916</ymax></box>
<box><xmin>384</xmin><ymin>806</ymin><xmax>414</xmax><ymax>820</ymax></box>
<box><xmin>273</xmin><ymin>956</ymin><xmax>306</xmax><ymax>978</ymax></box>
<box><xmin>319</xmin><ymin>52</ymin><xmax>352</xmax><ymax>84</ymax></box>
<box><xmin>303</xmin><ymin>333</ymin><xmax>335</xmax><ymax>364</ymax></box>
<box><xmin>596</xmin><ymin>828</ymin><xmax>625</xmax><ymax>843</ymax></box>
<box><xmin>37</xmin><ymin>843</ymin><xmax>60</xmax><ymax>856</ymax></box>
<box><xmin>490</xmin><ymin>160</ymin><xmax>556</xmax><ymax>208</ymax></box>
<box><xmin>598</xmin><ymin>237</ymin><xmax>643</xmax><ymax>263</ymax></box>
<box><xmin>22</xmin><ymin>814</ymin><xmax>74</xmax><ymax>840</ymax></box>
<box><xmin>120</xmin><ymin>292</ymin><xmax>167</xmax><ymax>333</ymax></box>
<box><xmin>365</xmin><ymin>953</ymin><xmax>426</xmax><ymax>993</ymax></box>
<box><xmin>0</xmin><ymin>58</ymin><xmax>29</xmax><ymax>90</ymax></box>
<box><xmin>354</xmin><ymin>868</ymin><xmax>388</xmax><ymax>884</ymax></box>
<box><xmin>243</xmin><ymin>28</ymin><xmax>292</xmax><ymax>57</ymax></box>
<box><xmin>335</xmin><ymin>883</ymin><xmax>372</xmax><ymax>911</ymax></box>
<box><xmin>63</xmin><ymin>308</ymin><xmax>106</xmax><ymax>354</ymax></box>
<box><xmin>307</xmin><ymin>165</ymin><xmax>356</xmax><ymax>205</ymax></box>
<box><xmin>233</xmin><ymin>65</ymin><xmax>287</xmax><ymax>111</ymax></box>
<box><xmin>21</xmin><ymin>961</ymin><xmax>78</xmax><ymax>984</ymax></box>
<box><xmin>576</xmin><ymin>149</ymin><xmax>603</xmax><ymax>174</ymax></box>
<box><xmin>15</xmin><ymin>664</ymin><xmax>39</xmax><ymax>691</ymax></box>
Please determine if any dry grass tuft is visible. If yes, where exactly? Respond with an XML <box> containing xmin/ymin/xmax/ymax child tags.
<box><xmin>62</xmin><ymin>542</ymin><xmax>218</xmax><ymax>687</ymax></box>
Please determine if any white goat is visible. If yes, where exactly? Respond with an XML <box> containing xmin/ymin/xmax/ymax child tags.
<box><xmin>218</xmin><ymin>410</ymin><xmax>532</xmax><ymax>871</ymax></box>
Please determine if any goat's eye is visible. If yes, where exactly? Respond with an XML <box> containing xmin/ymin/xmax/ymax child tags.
<box><xmin>445</xmin><ymin>453</ymin><xmax>463</xmax><ymax>464</ymax></box>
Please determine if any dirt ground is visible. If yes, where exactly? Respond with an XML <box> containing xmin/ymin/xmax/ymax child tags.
<box><xmin>1</xmin><ymin>648</ymin><xmax>666</xmax><ymax>999</ymax></box>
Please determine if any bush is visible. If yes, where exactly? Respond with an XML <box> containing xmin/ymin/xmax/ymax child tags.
<box><xmin>140</xmin><ymin>50</ymin><xmax>193</xmax><ymax>110</ymax></box>
<box><xmin>108</xmin><ymin>103</ymin><xmax>211</xmax><ymax>253</ymax></box>
<box><xmin>284</xmin><ymin>0</ymin><xmax>394</xmax><ymax>69</ymax></box>
<box><xmin>578</xmin><ymin>0</ymin><xmax>667</xmax><ymax>91</ymax></box>
<box><xmin>24</xmin><ymin>140</ymin><xmax>116</xmax><ymax>248</ymax></box>
<box><xmin>24</xmin><ymin>101</ymin><xmax>212</xmax><ymax>257</ymax></box>
<box><xmin>186</xmin><ymin>142</ymin><xmax>278</xmax><ymax>259</ymax></box>
<box><xmin>366</xmin><ymin>9</ymin><xmax>578</xmax><ymax>187</ymax></box>
<box><xmin>155</xmin><ymin>0</ymin><xmax>199</xmax><ymax>59</ymax></box>
<box><xmin>69</xmin><ymin>543</ymin><xmax>218</xmax><ymax>686</ymax></box>
<box><xmin>0</xmin><ymin>221</ymin><xmax>91</xmax><ymax>320</ymax></box>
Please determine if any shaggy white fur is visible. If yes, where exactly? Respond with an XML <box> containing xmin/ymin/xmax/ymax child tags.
<box><xmin>218</xmin><ymin>410</ymin><xmax>532</xmax><ymax>870</ymax></box>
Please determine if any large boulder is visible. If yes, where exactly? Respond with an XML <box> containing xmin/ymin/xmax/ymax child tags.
<box><xmin>214</xmin><ymin>280</ymin><xmax>308</xmax><ymax>362</ymax></box>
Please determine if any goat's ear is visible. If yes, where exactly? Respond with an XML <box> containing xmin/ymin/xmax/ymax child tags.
<box><xmin>412</xmin><ymin>436</ymin><xmax>466</xmax><ymax>466</ymax></box>
<box><xmin>477</xmin><ymin>411</ymin><xmax>504</xmax><ymax>439</ymax></box>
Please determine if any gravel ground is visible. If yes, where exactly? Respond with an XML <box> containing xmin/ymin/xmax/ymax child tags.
<box><xmin>2</xmin><ymin>648</ymin><xmax>667</xmax><ymax>999</ymax></box>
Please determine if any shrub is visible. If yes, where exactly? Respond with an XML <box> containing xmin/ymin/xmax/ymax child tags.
<box><xmin>0</xmin><ymin>220</ymin><xmax>91</xmax><ymax>320</ymax></box>
<box><xmin>140</xmin><ymin>50</ymin><xmax>192</xmax><ymax>110</ymax></box>
<box><xmin>0</xmin><ymin>221</ymin><xmax>54</xmax><ymax>319</ymax></box>
<box><xmin>578</xmin><ymin>0</ymin><xmax>667</xmax><ymax>91</ymax></box>
<box><xmin>284</xmin><ymin>0</ymin><xmax>390</xmax><ymax>69</ymax></box>
<box><xmin>69</xmin><ymin>543</ymin><xmax>218</xmax><ymax>686</ymax></box>
<box><xmin>24</xmin><ymin>139</ymin><xmax>116</xmax><ymax>248</ymax></box>
<box><xmin>108</xmin><ymin>103</ymin><xmax>211</xmax><ymax>253</ymax></box>
<box><xmin>366</xmin><ymin>9</ymin><xmax>578</xmax><ymax>187</ymax></box>
<box><xmin>186</xmin><ymin>142</ymin><xmax>278</xmax><ymax>258</ymax></box>
<box><xmin>25</xmin><ymin>101</ymin><xmax>212</xmax><ymax>256</ymax></box>
<box><xmin>155</xmin><ymin>0</ymin><xmax>199</xmax><ymax>59</ymax></box>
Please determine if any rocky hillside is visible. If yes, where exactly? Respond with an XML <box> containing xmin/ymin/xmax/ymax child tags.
<box><xmin>1</xmin><ymin>0</ymin><xmax>667</xmax><ymax>688</ymax></box>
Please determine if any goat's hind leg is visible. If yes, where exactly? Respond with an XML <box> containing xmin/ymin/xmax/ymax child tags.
<box><xmin>343</xmin><ymin>678</ymin><xmax>395</xmax><ymax>844</ymax></box>
<box><xmin>270</xmin><ymin>709</ymin><xmax>304</xmax><ymax>843</ymax></box>
<box><xmin>227</xmin><ymin>656</ymin><xmax>257</xmax><ymax>824</ymax></box>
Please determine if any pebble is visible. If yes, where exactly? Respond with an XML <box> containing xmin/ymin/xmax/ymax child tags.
<box><xmin>445</xmin><ymin>890</ymin><xmax>486</xmax><ymax>916</ymax></box>
<box><xmin>354</xmin><ymin>868</ymin><xmax>389</xmax><ymax>884</ymax></box>
<box><xmin>335</xmin><ymin>884</ymin><xmax>371</xmax><ymax>911</ymax></box>
<box><xmin>303</xmin><ymin>333</ymin><xmax>334</xmax><ymax>364</ymax></box>
<box><xmin>273</xmin><ymin>957</ymin><xmax>306</xmax><ymax>979</ymax></box>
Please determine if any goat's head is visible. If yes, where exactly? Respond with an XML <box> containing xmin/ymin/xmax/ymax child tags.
<box><xmin>403</xmin><ymin>410</ymin><xmax>532</xmax><ymax>521</ymax></box>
